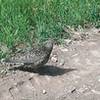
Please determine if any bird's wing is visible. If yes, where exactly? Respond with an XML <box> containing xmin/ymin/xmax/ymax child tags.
<box><xmin>5</xmin><ymin>43</ymin><xmax>48</xmax><ymax>64</ymax></box>
<box><xmin>6</xmin><ymin>50</ymin><xmax>44</xmax><ymax>64</ymax></box>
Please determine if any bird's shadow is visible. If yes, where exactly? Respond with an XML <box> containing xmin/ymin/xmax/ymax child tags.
<box><xmin>12</xmin><ymin>65</ymin><xmax>76</xmax><ymax>76</ymax></box>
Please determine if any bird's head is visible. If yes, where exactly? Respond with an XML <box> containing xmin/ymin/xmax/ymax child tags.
<box><xmin>44</xmin><ymin>39</ymin><xmax>53</xmax><ymax>52</ymax></box>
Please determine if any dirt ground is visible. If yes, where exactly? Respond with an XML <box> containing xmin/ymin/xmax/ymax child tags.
<box><xmin>0</xmin><ymin>28</ymin><xmax>100</xmax><ymax>100</ymax></box>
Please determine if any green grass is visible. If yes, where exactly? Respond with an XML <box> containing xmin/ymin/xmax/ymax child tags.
<box><xmin>0</xmin><ymin>0</ymin><xmax>100</xmax><ymax>58</ymax></box>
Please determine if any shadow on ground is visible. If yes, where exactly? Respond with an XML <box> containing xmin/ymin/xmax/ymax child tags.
<box><xmin>13</xmin><ymin>65</ymin><xmax>76</xmax><ymax>76</ymax></box>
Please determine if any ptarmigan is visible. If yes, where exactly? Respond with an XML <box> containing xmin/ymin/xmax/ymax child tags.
<box><xmin>0</xmin><ymin>39</ymin><xmax>53</xmax><ymax>69</ymax></box>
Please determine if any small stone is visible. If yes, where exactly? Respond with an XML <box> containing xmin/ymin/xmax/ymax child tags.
<box><xmin>91</xmin><ymin>90</ymin><xmax>100</xmax><ymax>94</ymax></box>
<box><xmin>53</xmin><ymin>55</ymin><xmax>57</xmax><ymax>57</ymax></box>
<box><xmin>71</xmin><ymin>88</ymin><xmax>76</xmax><ymax>93</ymax></box>
<box><xmin>61</xmin><ymin>48</ymin><xmax>68</xmax><ymax>52</ymax></box>
<box><xmin>42</xmin><ymin>89</ymin><xmax>47</xmax><ymax>94</ymax></box>
<box><xmin>64</xmin><ymin>39</ymin><xmax>72</xmax><ymax>45</ymax></box>
<box><xmin>59</xmin><ymin>59</ymin><xmax>65</xmax><ymax>66</ymax></box>
<box><xmin>77</xmin><ymin>85</ymin><xmax>89</xmax><ymax>93</ymax></box>
<box><xmin>67</xmin><ymin>86</ymin><xmax>77</xmax><ymax>93</ymax></box>
<box><xmin>72</xmin><ymin>53</ymin><xmax>78</xmax><ymax>57</ymax></box>
<box><xmin>60</xmin><ymin>46</ymin><xmax>68</xmax><ymax>52</ymax></box>
<box><xmin>51</xmin><ymin>56</ymin><xmax>58</xmax><ymax>63</ymax></box>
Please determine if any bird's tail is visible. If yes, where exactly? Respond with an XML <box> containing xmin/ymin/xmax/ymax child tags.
<box><xmin>0</xmin><ymin>61</ymin><xmax>24</xmax><ymax>69</ymax></box>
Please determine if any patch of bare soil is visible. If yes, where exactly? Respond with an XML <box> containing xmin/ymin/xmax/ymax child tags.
<box><xmin>0</xmin><ymin>28</ymin><xmax>100</xmax><ymax>100</ymax></box>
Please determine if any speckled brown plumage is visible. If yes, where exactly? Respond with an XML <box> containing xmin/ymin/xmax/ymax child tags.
<box><xmin>0</xmin><ymin>40</ymin><xmax>53</xmax><ymax>69</ymax></box>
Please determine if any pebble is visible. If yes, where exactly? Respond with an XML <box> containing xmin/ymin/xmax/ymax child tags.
<box><xmin>71</xmin><ymin>88</ymin><xmax>77</xmax><ymax>93</ymax></box>
<box><xmin>64</xmin><ymin>39</ymin><xmax>72</xmax><ymax>45</ymax></box>
<box><xmin>91</xmin><ymin>89</ymin><xmax>100</xmax><ymax>94</ymax></box>
<box><xmin>61</xmin><ymin>48</ymin><xmax>68</xmax><ymax>52</ymax></box>
<box><xmin>59</xmin><ymin>59</ymin><xmax>65</xmax><ymax>66</ymax></box>
<box><xmin>51</xmin><ymin>55</ymin><xmax>58</xmax><ymax>63</ymax></box>
<box><xmin>42</xmin><ymin>89</ymin><xmax>47</xmax><ymax>94</ymax></box>
<box><xmin>77</xmin><ymin>85</ymin><xmax>90</xmax><ymax>93</ymax></box>
<box><xmin>60</xmin><ymin>46</ymin><xmax>68</xmax><ymax>52</ymax></box>
<box><xmin>67</xmin><ymin>86</ymin><xmax>77</xmax><ymax>93</ymax></box>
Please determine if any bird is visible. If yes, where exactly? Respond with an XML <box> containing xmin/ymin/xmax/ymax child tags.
<box><xmin>0</xmin><ymin>39</ymin><xmax>53</xmax><ymax>70</ymax></box>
